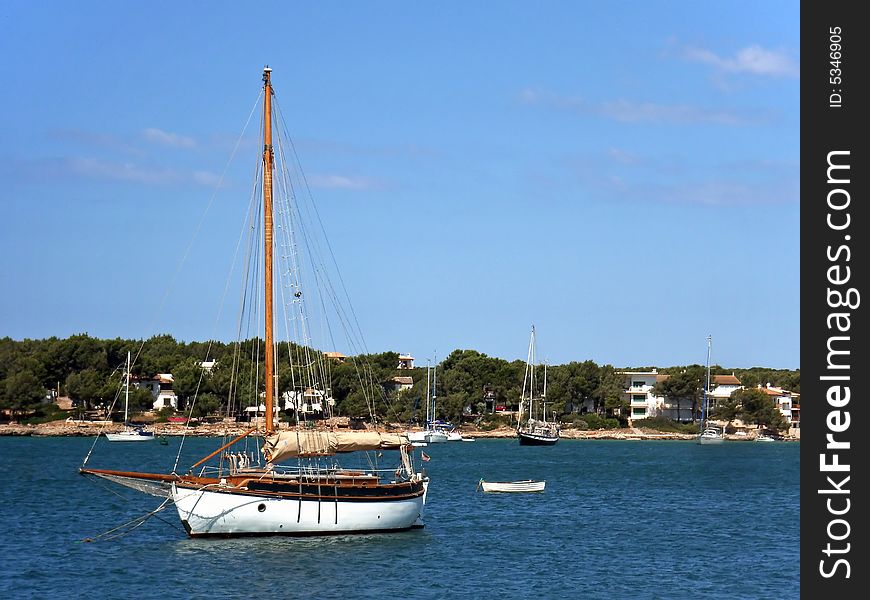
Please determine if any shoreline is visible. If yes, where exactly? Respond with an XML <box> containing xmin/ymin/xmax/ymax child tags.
<box><xmin>0</xmin><ymin>421</ymin><xmax>795</xmax><ymax>441</ymax></box>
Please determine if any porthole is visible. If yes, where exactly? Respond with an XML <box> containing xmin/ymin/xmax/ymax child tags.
<box><xmin>258</xmin><ymin>503</ymin><xmax>266</xmax><ymax>512</ymax></box>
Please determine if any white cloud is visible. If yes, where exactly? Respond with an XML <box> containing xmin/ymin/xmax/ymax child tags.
<box><xmin>38</xmin><ymin>156</ymin><xmax>220</xmax><ymax>187</ymax></box>
<box><xmin>684</xmin><ymin>45</ymin><xmax>799</xmax><ymax>78</ymax></box>
<box><xmin>521</xmin><ymin>89</ymin><xmax>763</xmax><ymax>125</ymax></box>
<box><xmin>48</xmin><ymin>129</ymin><xmax>144</xmax><ymax>156</ymax></box>
<box><xmin>67</xmin><ymin>157</ymin><xmax>178</xmax><ymax>184</ymax></box>
<box><xmin>307</xmin><ymin>174</ymin><xmax>382</xmax><ymax>190</ymax></box>
<box><xmin>143</xmin><ymin>127</ymin><xmax>196</xmax><ymax>148</ymax></box>
<box><xmin>599</xmin><ymin>99</ymin><xmax>753</xmax><ymax>125</ymax></box>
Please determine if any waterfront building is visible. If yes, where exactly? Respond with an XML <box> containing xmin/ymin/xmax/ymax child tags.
<box><xmin>759</xmin><ymin>384</ymin><xmax>800</xmax><ymax>428</ymax></box>
<box><xmin>620</xmin><ymin>370</ymin><xmax>667</xmax><ymax>421</ymax></box>
<box><xmin>136</xmin><ymin>374</ymin><xmax>178</xmax><ymax>411</ymax></box>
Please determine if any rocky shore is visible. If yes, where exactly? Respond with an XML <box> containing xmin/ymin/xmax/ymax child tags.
<box><xmin>0</xmin><ymin>420</ymin><xmax>742</xmax><ymax>441</ymax></box>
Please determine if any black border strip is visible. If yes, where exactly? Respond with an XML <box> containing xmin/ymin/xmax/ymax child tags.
<box><xmin>801</xmin><ymin>3</ymin><xmax>868</xmax><ymax>595</ymax></box>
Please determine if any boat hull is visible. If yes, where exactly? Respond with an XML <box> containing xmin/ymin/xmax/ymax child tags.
<box><xmin>172</xmin><ymin>481</ymin><xmax>427</xmax><ymax>536</ymax></box>
<box><xmin>424</xmin><ymin>431</ymin><xmax>448</xmax><ymax>443</ymax></box>
<box><xmin>105</xmin><ymin>431</ymin><xmax>155</xmax><ymax>442</ymax></box>
<box><xmin>406</xmin><ymin>430</ymin><xmax>448</xmax><ymax>443</ymax></box>
<box><xmin>406</xmin><ymin>430</ymin><xmax>427</xmax><ymax>443</ymax></box>
<box><xmin>480</xmin><ymin>480</ymin><xmax>545</xmax><ymax>493</ymax></box>
<box><xmin>697</xmin><ymin>426</ymin><xmax>725</xmax><ymax>445</ymax></box>
<box><xmin>517</xmin><ymin>431</ymin><xmax>559</xmax><ymax>445</ymax></box>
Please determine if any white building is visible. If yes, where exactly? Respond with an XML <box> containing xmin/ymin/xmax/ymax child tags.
<box><xmin>137</xmin><ymin>374</ymin><xmax>178</xmax><ymax>411</ymax></box>
<box><xmin>760</xmin><ymin>384</ymin><xmax>796</xmax><ymax>423</ymax></box>
<box><xmin>199</xmin><ymin>359</ymin><xmax>217</xmax><ymax>372</ymax></box>
<box><xmin>621</xmin><ymin>370</ymin><xmax>667</xmax><ymax>420</ymax></box>
<box><xmin>385</xmin><ymin>376</ymin><xmax>414</xmax><ymax>394</ymax></box>
<box><xmin>281</xmin><ymin>388</ymin><xmax>335</xmax><ymax>416</ymax></box>
<box><xmin>709</xmin><ymin>374</ymin><xmax>743</xmax><ymax>405</ymax></box>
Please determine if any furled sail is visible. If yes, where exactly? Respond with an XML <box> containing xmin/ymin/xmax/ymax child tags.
<box><xmin>263</xmin><ymin>430</ymin><xmax>408</xmax><ymax>463</ymax></box>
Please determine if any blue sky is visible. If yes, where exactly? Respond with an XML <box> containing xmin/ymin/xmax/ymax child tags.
<box><xmin>0</xmin><ymin>1</ymin><xmax>799</xmax><ymax>369</ymax></box>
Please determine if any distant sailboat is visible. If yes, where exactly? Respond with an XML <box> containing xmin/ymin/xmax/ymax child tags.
<box><xmin>105</xmin><ymin>351</ymin><xmax>154</xmax><ymax>442</ymax></box>
<box><xmin>516</xmin><ymin>326</ymin><xmax>559</xmax><ymax>445</ymax></box>
<box><xmin>407</xmin><ymin>358</ymin><xmax>448</xmax><ymax>444</ymax></box>
<box><xmin>697</xmin><ymin>335</ymin><xmax>724</xmax><ymax>445</ymax></box>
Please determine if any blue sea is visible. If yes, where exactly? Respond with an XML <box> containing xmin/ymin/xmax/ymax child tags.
<box><xmin>0</xmin><ymin>436</ymin><xmax>799</xmax><ymax>599</ymax></box>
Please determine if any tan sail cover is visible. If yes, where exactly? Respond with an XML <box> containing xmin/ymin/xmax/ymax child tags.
<box><xmin>263</xmin><ymin>430</ymin><xmax>408</xmax><ymax>463</ymax></box>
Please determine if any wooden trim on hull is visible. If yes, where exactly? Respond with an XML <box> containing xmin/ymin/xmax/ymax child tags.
<box><xmin>81</xmin><ymin>467</ymin><xmax>425</xmax><ymax>502</ymax></box>
<box><xmin>80</xmin><ymin>468</ymin><xmax>179</xmax><ymax>483</ymax></box>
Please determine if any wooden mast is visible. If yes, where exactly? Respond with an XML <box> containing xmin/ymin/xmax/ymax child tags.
<box><xmin>263</xmin><ymin>66</ymin><xmax>275</xmax><ymax>434</ymax></box>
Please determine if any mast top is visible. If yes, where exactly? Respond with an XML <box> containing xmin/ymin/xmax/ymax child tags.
<box><xmin>263</xmin><ymin>66</ymin><xmax>272</xmax><ymax>84</ymax></box>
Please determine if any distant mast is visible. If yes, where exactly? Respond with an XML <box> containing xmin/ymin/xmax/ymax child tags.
<box><xmin>432</xmin><ymin>352</ymin><xmax>437</xmax><ymax>426</ymax></box>
<box><xmin>263</xmin><ymin>66</ymin><xmax>275</xmax><ymax>434</ymax></box>
<box><xmin>543</xmin><ymin>360</ymin><xmax>547</xmax><ymax>423</ymax></box>
<box><xmin>702</xmin><ymin>335</ymin><xmax>712</xmax><ymax>427</ymax></box>
<box><xmin>124</xmin><ymin>351</ymin><xmax>131</xmax><ymax>424</ymax></box>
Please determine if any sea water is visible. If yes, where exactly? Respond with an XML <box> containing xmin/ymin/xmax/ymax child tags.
<box><xmin>0</xmin><ymin>436</ymin><xmax>799</xmax><ymax>599</ymax></box>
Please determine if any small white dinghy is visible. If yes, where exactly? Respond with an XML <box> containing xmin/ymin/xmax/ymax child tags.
<box><xmin>477</xmin><ymin>479</ymin><xmax>545</xmax><ymax>493</ymax></box>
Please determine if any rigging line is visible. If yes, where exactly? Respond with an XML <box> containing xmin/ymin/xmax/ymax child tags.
<box><xmin>272</xmin><ymin>118</ymin><xmax>340</xmax><ymax>411</ymax></box>
<box><xmin>137</xmin><ymin>92</ymin><xmax>263</xmax><ymax>359</ymax></box>
<box><xmin>273</xmin><ymin>99</ymin><xmax>389</xmax><ymax>420</ymax></box>
<box><xmin>274</xmin><ymin>100</ymin><xmax>371</xmax><ymax>357</ymax></box>
<box><xmin>82</xmin><ymin>503</ymin><xmax>171</xmax><ymax>542</ymax></box>
<box><xmin>89</xmin><ymin>93</ymin><xmax>260</xmax><ymax>471</ymax></box>
<box><xmin>175</xmin><ymin>109</ymin><xmax>268</xmax><ymax>472</ymax></box>
<box><xmin>79</xmin><ymin>485</ymin><xmax>180</xmax><ymax>541</ymax></box>
<box><xmin>272</xmin><ymin>152</ymin><xmax>318</xmax><ymax>397</ymax></box>
<box><xmin>228</xmin><ymin>174</ymin><xmax>263</xmax><ymax>422</ymax></box>
<box><xmin>81</xmin><ymin>368</ymin><xmax>127</xmax><ymax>466</ymax></box>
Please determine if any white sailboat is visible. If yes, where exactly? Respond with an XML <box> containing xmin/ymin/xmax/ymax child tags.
<box><xmin>425</xmin><ymin>358</ymin><xmax>448</xmax><ymax>443</ymax></box>
<box><xmin>517</xmin><ymin>326</ymin><xmax>559</xmax><ymax>445</ymax></box>
<box><xmin>105</xmin><ymin>351</ymin><xmax>154</xmax><ymax>442</ymax></box>
<box><xmin>697</xmin><ymin>335</ymin><xmax>724</xmax><ymax>445</ymax></box>
<box><xmin>82</xmin><ymin>67</ymin><xmax>428</xmax><ymax>536</ymax></box>
<box><xmin>407</xmin><ymin>358</ymin><xmax>447</xmax><ymax>444</ymax></box>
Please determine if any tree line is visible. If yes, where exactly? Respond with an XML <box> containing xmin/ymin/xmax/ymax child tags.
<box><xmin>0</xmin><ymin>335</ymin><xmax>799</xmax><ymax>430</ymax></box>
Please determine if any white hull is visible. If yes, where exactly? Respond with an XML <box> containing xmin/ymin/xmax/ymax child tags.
<box><xmin>697</xmin><ymin>427</ymin><xmax>725</xmax><ymax>445</ymax></box>
<box><xmin>172</xmin><ymin>482</ymin><xmax>427</xmax><ymax>536</ymax></box>
<box><xmin>425</xmin><ymin>431</ymin><xmax>449</xmax><ymax>443</ymax></box>
<box><xmin>479</xmin><ymin>480</ymin><xmax>545</xmax><ymax>493</ymax></box>
<box><xmin>406</xmin><ymin>430</ymin><xmax>447</xmax><ymax>443</ymax></box>
<box><xmin>105</xmin><ymin>430</ymin><xmax>154</xmax><ymax>442</ymax></box>
<box><xmin>406</xmin><ymin>430</ymin><xmax>427</xmax><ymax>443</ymax></box>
